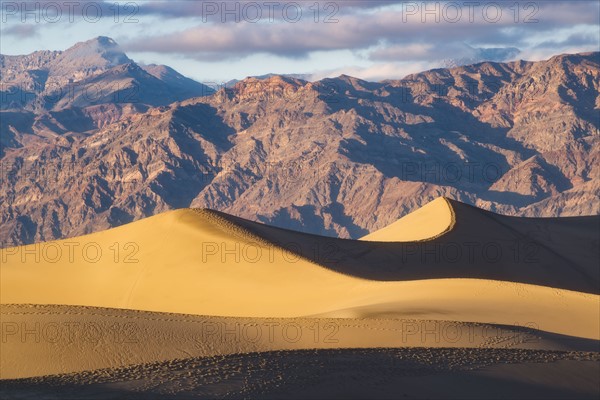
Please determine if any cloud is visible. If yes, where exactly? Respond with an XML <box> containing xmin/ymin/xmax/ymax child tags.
<box><xmin>517</xmin><ymin>45</ymin><xmax>600</xmax><ymax>63</ymax></box>
<box><xmin>122</xmin><ymin>1</ymin><xmax>599</xmax><ymax>63</ymax></box>
<box><xmin>309</xmin><ymin>61</ymin><xmax>437</xmax><ymax>82</ymax></box>
<box><xmin>369</xmin><ymin>44</ymin><xmax>436</xmax><ymax>61</ymax></box>
<box><xmin>2</xmin><ymin>24</ymin><xmax>39</xmax><ymax>39</ymax></box>
<box><xmin>119</xmin><ymin>1</ymin><xmax>406</xmax><ymax>19</ymax></box>
<box><xmin>370</xmin><ymin>42</ymin><xmax>521</xmax><ymax>70</ymax></box>
<box><xmin>308</xmin><ymin>43</ymin><xmax>523</xmax><ymax>82</ymax></box>
<box><xmin>2</xmin><ymin>0</ymin><xmax>596</xmax><ymax>82</ymax></box>
<box><xmin>107</xmin><ymin>0</ymin><xmax>600</xmax><ymax>28</ymax></box>
<box><xmin>124</xmin><ymin>14</ymin><xmax>378</xmax><ymax>60</ymax></box>
<box><xmin>534</xmin><ymin>31</ymin><xmax>600</xmax><ymax>49</ymax></box>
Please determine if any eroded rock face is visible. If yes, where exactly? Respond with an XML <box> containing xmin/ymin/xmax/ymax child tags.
<box><xmin>1</xmin><ymin>48</ymin><xmax>599</xmax><ymax>246</ymax></box>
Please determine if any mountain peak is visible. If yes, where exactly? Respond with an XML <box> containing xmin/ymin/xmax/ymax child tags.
<box><xmin>69</xmin><ymin>36</ymin><xmax>121</xmax><ymax>52</ymax></box>
<box><xmin>94</xmin><ymin>36</ymin><xmax>118</xmax><ymax>47</ymax></box>
<box><xmin>319</xmin><ymin>74</ymin><xmax>382</xmax><ymax>92</ymax></box>
<box><xmin>229</xmin><ymin>74</ymin><xmax>305</xmax><ymax>98</ymax></box>
<box><xmin>57</xmin><ymin>36</ymin><xmax>131</xmax><ymax>68</ymax></box>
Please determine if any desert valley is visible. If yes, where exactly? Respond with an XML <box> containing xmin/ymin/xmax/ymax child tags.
<box><xmin>1</xmin><ymin>28</ymin><xmax>599</xmax><ymax>399</ymax></box>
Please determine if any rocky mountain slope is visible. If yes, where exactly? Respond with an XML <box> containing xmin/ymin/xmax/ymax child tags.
<box><xmin>0</xmin><ymin>37</ymin><xmax>215</xmax><ymax>159</ymax></box>
<box><xmin>1</xmin><ymin>37</ymin><xmax>215</xmax><ymax>112</ymax></box>
<box><xmin>1</xmin><ymin>38</ymin><xmax>598</xmax><ymax>246</ymax></box>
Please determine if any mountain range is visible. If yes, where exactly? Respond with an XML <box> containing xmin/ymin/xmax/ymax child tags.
<box><xmin>1</xmin><ymin>37</ymin><xmax>598</xmax><ymax>246</ymax></box>
<box><xmin>0</xmin><ymin>37</ymin><xmax>214</xmax><ymax>121</ymax></box>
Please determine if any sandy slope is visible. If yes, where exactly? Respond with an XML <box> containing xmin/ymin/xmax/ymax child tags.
<box><xmin>1</xmin><ymin>198</ymin><xmax>598</xmax><ymax>384</ymax></box>
<box><xmin>1</xmin><ymin>199</ymin><xmax>598</xmax><ymax>339</ymax></box>
<box><xmin>0</xmin><ymin>210</ymin><xmax>600</xmax><ymax>338</ymax></box>
<box><xmin>1</xmin><ymin>304</ymin><xmax>598</xmax><ymax>379</ymax></box>
<box><xmin>214</xmin><ymin>198</ymin><xmax>599</xmax><ymax>292</ymax></box>
<box><xmin>360</xmin><ymin>197</ymin><xmax>455</xmax><ymax>241</ymax></box>
<box><xmin>2</xmin><ymin>348</ymin><xmax>598</xmax><ymax>399</ymax></box>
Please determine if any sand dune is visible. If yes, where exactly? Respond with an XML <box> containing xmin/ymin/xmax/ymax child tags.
<box><xmin>1</xmin><ymin>198</ymin><xmax>598</xmax><ymax>386</ymax></box>
<box><xmin>1</xmin><ymin>200</ymin><xmax>598</xmax><ymax>338</ymax></box>
<box><xmin>360</xmin><ymin>197</ymin><xmax>455</xmax><ymax>241</ymax></box>
<box><xmin>214</xmin><ymin>198</ymin><xmax>600</xmax><ymax>292</ymax></box>
<box><xmin>1</xmin><ymin>304</ymin><xmax>598</xmax><ymax>380</ymax></box>
<box><xmin>3</xmin><ymin>347</ymin><xmax>598</xmax><ymax>399</ymax></box>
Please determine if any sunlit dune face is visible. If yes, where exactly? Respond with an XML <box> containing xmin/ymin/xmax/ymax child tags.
<box><xmin>360</xmin><ymin>197</ymin><xmax>455</xmax><ymax>242</ymax></box>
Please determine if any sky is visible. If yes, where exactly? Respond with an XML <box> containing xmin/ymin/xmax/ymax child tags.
<box><xmin>1</xmin><ymin>0</ymin><xmax>599</xmax><ymax>83</ymax></box>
